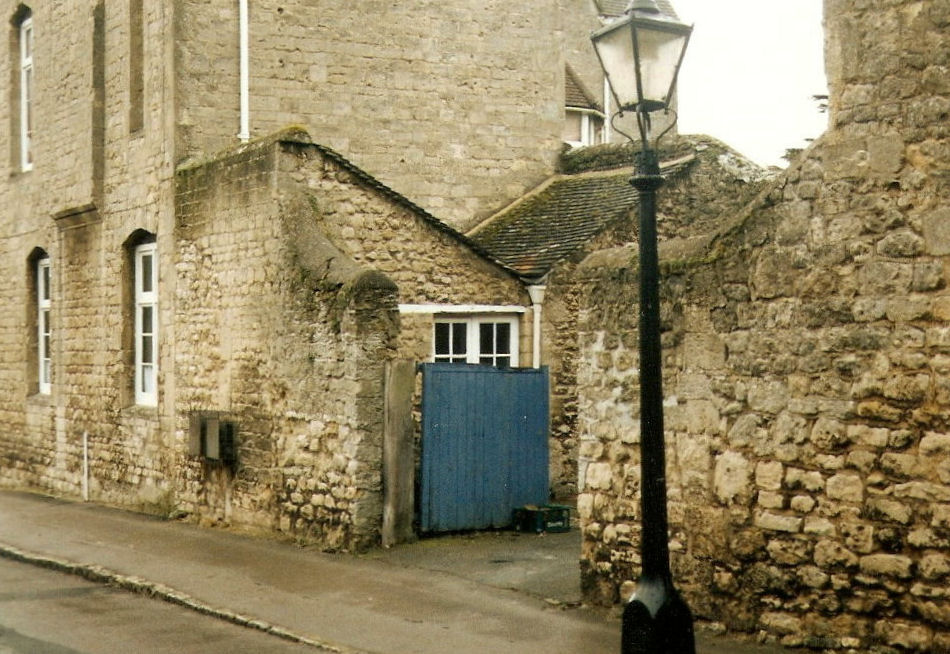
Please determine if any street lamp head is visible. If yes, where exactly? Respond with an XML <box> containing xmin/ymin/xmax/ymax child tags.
<box><xmin>591</xmin><ymin>3</ymin><xmax>692</xmax><ymax>115</ymax></box>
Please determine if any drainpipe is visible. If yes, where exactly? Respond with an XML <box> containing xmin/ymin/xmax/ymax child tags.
<box><xmin>528</xmin><ymin>285</ymin><xmax>546</xmax><ymax>369</ymax></box>
<box><xmin>82</xmin><ymin>431</ymin><xmax>89</xmax><ymax>502</ymax></box>
<box><xmin>237</xmin><ymin>0</ymin><xmax>250</xmax><ymax>142</ymax></box>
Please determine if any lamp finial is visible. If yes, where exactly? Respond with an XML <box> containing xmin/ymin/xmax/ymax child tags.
<box><xmin>627</xmin><ymin>0</ymin><xmax>660</xmax><ymax>14</ymax></box>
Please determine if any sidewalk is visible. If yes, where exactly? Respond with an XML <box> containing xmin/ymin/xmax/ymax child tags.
<box><xmin>0</xmin><ymin>490</ymin><xmax>785</xmax><ymax>654</ymax></box>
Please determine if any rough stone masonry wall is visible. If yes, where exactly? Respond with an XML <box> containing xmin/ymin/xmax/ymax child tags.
<box><xmin>273</xmin><ymin>135</ymin><xmax>530</xmax><ymax>366</ymax></box>
<box><xmin>174</xmin><ymin>132</ymin><xmax>399</xmax><ymax>550</ymax></box>
<box><xmin>173</xmin><ymin>0</ymin><xmax>566</xmax><ymax>231</ymax></box>
<box><xmin>0</xmin><ymin>0</ymin><xmax>177</xmax><ymax>507</ymax></box>
<box><xmin>576</xmin><ymin>0</ymin><xmax>950</xmax><ymax>651</ymax></box>
<box><xmin>544</xmin><ymin>139</ymin><xmax>771</xmax><ymax>499</ymax></box>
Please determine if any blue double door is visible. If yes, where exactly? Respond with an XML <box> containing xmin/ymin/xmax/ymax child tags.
<box><xmin>419</xmin><ymin>363</ymin><xmax>550</xmax><ymax>533</ymax></box>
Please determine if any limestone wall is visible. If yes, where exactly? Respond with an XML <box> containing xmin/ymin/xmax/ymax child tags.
<box><xmin>575</xmin><ymin>0</ymin><xmax>950</xmax><ymax>650</ymax></box>
<box><xmin>174</xmin><ymin>0</ymin><xmax>569</xmax><ymax>230</ymax></box>
<box><xmin>543</xmin><ymin>139</ymin><xmax>770</xmax><ymax>499</ymax></box>
<box><xmin>173</xmin><ymin>133</ymin><xmax>399</xmax><ymax>549</ymax></box>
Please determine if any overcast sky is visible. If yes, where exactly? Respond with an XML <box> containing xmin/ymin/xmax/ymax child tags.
<box><xmin>671</xmin><ymin>0</ymin><xmax>829</xmax><ymax>167</ymax></box>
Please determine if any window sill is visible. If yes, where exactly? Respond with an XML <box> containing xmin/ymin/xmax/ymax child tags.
<box><xmin>26</xmin><ymin>392</ymin><xmax>52</xmax><ymax>407</ymax></box>
<box><xmin>121</xmin><ymin>403</ymin><xmax>160</xmax><ymax>419</ymax></box>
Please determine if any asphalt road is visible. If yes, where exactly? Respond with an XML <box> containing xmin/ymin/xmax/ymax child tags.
<box><xmin>0</xmin><ymin>557</ymin><xmax>318</xmax><ymax>654</ymax></box>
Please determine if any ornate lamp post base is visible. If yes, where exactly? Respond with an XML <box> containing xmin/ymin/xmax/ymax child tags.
<box><xmin>622</xmin><ymin>577</ymin><xmax>696</xmax><ymax>654</ymax></box>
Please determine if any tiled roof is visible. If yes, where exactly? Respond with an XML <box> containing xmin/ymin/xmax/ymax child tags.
<box><xmin>469</xmin><ymin>137</ymin><xmax>757</xmax><ymax>281</ymax></box>
<box><xmin>595</xmin><ymin>0</ymin><xmax>680</xmax><ymax>19</ymax></box>
<box><xmin>469</xmin><ymin>171</ymin><xmax>637</xmax><ymax>279</ymax></box>
<box><xmin>565</xmin><ymin>65</ymin><xmax>602</xmax><ymax>112</ymax></box>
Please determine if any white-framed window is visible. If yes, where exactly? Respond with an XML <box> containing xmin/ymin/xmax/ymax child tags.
<box><xmin>134</xmin><ymin>242</ymin><xmax>158</xmax><ymax>406</ymax></box>
<box><xmin>36</xmin><ymin>256</ymin><xmax>50</xmax><ymax>394</ymax></box>
<box><xmin>433</xmin><ymin>316</ymin><xmax>519</xmax><ymax>368</ymax></box>
<box><xmin>564</xmin><ymin>109</ymin><xmax>604</xmax><ymax>148</ymax></box>
<box><xmin>19</xmin><ymin>14</ymin><xmax>33</xmax><ymax>171</ymax></box>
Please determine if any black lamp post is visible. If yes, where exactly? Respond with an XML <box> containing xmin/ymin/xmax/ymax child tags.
<box><xmin>591</xmin><ymin>2</ymin><xmax>694</xmax><ymax>653</ymax></box>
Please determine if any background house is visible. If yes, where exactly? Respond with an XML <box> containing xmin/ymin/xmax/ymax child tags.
<box><xmin>574</xmin><ymin>0</ymin><xmax>950</xmax><ymax>650</ymax></box>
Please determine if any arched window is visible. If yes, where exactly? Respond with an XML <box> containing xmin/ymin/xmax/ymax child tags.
<box><xmin>27</xmin><ymin>247</ymin><xmax>49</xmax><ymax>394</ymax></box>
<box><xmin>124</xmin><ymin>230</ymin><xmax>158</xmax><ymax>406</ymax></box>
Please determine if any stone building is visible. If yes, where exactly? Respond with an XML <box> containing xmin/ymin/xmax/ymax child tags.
<box><xmin>575</xmin><ymin>0</ymin><xmax>950</xmax><ymax>650</ymax></box>
<box><xmin>0</xmin><ymin>0</ymin><xmax>623</xmax><ymax>550</ymax></box>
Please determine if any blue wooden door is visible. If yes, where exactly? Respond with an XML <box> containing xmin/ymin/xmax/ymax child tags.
<box><xmin>420</xmin><ymin>363</ymin><xmax>549</xmax><ymax>532</ymax></box>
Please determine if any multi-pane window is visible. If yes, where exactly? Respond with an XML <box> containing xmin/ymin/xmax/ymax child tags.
<box><xmin>134</xmin><ymin>242</ymin><xmax>158</xmax><ymax>406</ymax></box>
<box><xmin>19</xmin><ymin>15</ymin><xmax>33</xmax><ymax>171</ymax></box>
<box><xmin>433</xmin><ymin>317</ymin><xmax>517</xmax><ymax>368</ymax></box>
<box><xmin>36</xmin><ymin>256</ymin><xmax>50</xmax><ymax>394</ymax></box>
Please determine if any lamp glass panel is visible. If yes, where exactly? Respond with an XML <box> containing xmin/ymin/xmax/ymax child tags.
<box><xmin>592</xmin><ymin>21</ymin><xmax>638</xmax><ymax>110</ymax></box>
<box><xmin>632</xmin><ymin>24</ymin><xmax>688</xmax><ymax>108</ymax></box>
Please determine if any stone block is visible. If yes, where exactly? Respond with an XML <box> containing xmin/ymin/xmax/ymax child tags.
<box><xmin>797</xmin><ymin>565</ymin><xmax>830</xmax><ymax>589</ymax></box>
<box><xmin>860</xmin><ymin>553</ymin><xmax>913</xmax><ymax>579</ymax></box>
<box><xmin>790</xmin><ymin>495</ymin><xmax>816</xmax><ymax>513</ymax></box>
<box><xmin>767</xmin><ymin>538</ymin><xmax>810</xmax><ymax>565</ymax></box>
<box><xmin>754</xmin><ymin>511</ymin><xmax>802</xmax><ymax>533</ymax></box>
<box><xmin>758</xmin><ymin>491</ymin><xmax>785</xmax><ymax>509</ymax></box>
<box><xmin>755</xmin><ymin>461</ymin><xmax>784</xmax><ymax>491</ymax></box>
<box><xmin>920</xmin><ymin>553</ymin><xmax>950</xmax><ymax>581</ymax></box>
<box><xmin>714</xmin><ymin>451</ymin><xmax>752</xmax><ymax>505</ymax></box>
<box><xmin>814</xmin><ymin>539</ymin><xmax>858</xmax><ymax>569</ymax></box>
<box><xmin>866</xmin><ymin>496</ymin><xmax>913</xmax><ymax>524</ymax></box>
<box><xmin>923</xmin><ymin>207</ymin><xmax>950</xmax><ymax>256</ymax></box>
<box><xmin>759</xmin><ymin>611</ymin><xmax>803</xmax><ymax>636</ymax></box>
<box><xmin>840</xmin><ymin>522</ymin><xmax>874</xmax><ymax>553</ymax></box>
<box><xmin>874</xmin><ymin>622</ymin><xmax>933</xmax><ymax>652</ymax></box>
<box><xmin>811</xmin><ymin>416</ymin><xmax>850</xmax><ymax>451</ymax></box>
<box><xmin>921</xmin><ymin>432</ymin><xmax>950</xmax><ymax>455</ymax></box>
<box><xmin>785</xmin><ymin>467</ymin><xmax>825</xmax><ymax>492</ymax></box>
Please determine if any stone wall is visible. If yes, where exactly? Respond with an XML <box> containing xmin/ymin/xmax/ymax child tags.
<box><xmin>0</xmin><ymin>0</ymin><xmax>176</xmax><ymax>507</ymax></box>
<box><xmin>172</xmin><ymin>132</ymin><xmax>400</xmax><ymax>550</ymax></box>
<box><xmin>174</xmin><ymin>0</ymin><xmax>575</xmax><ymax>230</ymax></box>
<box><xmin>543</xmin><ymin>138</ymin><xmax>770</xmax><ymax>498</ymax></box>
<box><xmin>576</xmin><ymin>0</ymin><xmax>950</xmax><ymax>650</ymax></box>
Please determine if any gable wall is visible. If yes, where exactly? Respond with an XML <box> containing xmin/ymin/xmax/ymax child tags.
<box><xmin>275</xmin><ymin>138</ymin><xmax>531</xmax><ymax>364</ymax></box>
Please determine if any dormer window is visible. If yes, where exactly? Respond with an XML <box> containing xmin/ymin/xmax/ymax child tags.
<box><xmin>564</xmin><ymin>109</ymin><xmax>605</xmax><ymax>148</ymax></box>
<box><xmin>564</xmin><ymin>64</ymin><xmax>605</xmax><ymax>148</ymax></box>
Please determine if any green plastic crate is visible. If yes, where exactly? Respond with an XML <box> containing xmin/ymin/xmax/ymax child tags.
<box><xmin>512</xmin><ymin>504</ymin><xmax>571</xmax><ymax>533</ymax></box>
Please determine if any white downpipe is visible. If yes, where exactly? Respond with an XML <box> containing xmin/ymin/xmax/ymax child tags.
<box><xmin>82</xmin><ymin>431</ymin><xmax>89</xmax><ymax>501</ymax></box>
<box><xmin>528</xmin><ymin>285</ymin><xmax>546</xmax><ymax>369</ymax></box>
<box><xmin>238</xmin><ymin>0</ymin><xmax>250</xmax><ymax>142</ymax></box>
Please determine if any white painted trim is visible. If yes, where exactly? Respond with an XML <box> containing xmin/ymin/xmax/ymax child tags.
<box><xmin>527</xmin><ymin>285</ymin><xmax>546</xmax><ymax>369</ymax></box>
<box><xmin>19</xmin><ymin>16</ymin><xmax>33</xmax><ymax>171</ymax></box>
<box><xmin>134</xmin><ymin>243</ymin><xmax>158</xmax><ymax>407</ymax></box>
<box><xmin>432</xmin><ymin>316</ymin><xmax>520</xmax><ymax>367</ymax></box>
<box><xmin>37</xmin><ymin>257</ymin><xmax>50</xmax><ymax>394</ymax></box>
<box><xmin>399</xmin><ymin>303</ymin><xmax>527</xmax><ymax>315</ymax></box>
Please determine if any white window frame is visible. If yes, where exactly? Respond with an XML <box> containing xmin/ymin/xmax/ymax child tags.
<box><xmin>565</xmin><ymin>108</ymin><xmax>605</xmax><ymax>149</ymax></box>
<box><xmin>19</xmin><ymin>15</ymin><xmax>33</xmax><ymax>172</ymax></box>
<box><xmin>433</xmin><ymin>315</ymin><xmax>519</xmax><ymax>368</ymax></box>
<box><xmin>37</xmin><ymin>256</ymin><xmax>50</xmax><ymax>394</ymax></box>
<box><xmin>134</xmin><ymin>242</ymin><xmax>158</xmax><ymax>406</ymax></box>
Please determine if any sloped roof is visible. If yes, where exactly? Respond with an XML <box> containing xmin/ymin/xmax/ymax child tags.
<box><xmin>566</xmin><ymin>65</ymin><xmax>602</xmax><ymax>112</ymax></box>
<box><xmin>469</xmin><ymin>136</ymin><xmax>771</xmax><ymax>281</ymax></box>
<box><xmin>595</xmin><ymin>0</ymin><xmax>679</xmax><ymax>19</ymax></box>
<box><xmin>469</xmin><ymin>171</ymin><xmax>639</xmax><ymax>279</ymax></box>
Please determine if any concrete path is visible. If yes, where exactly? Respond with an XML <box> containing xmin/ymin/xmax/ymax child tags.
<box><xmin>0</xmin><ymin>490</ymin><xmax>786</xmax><ymax>653</ymax></box>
